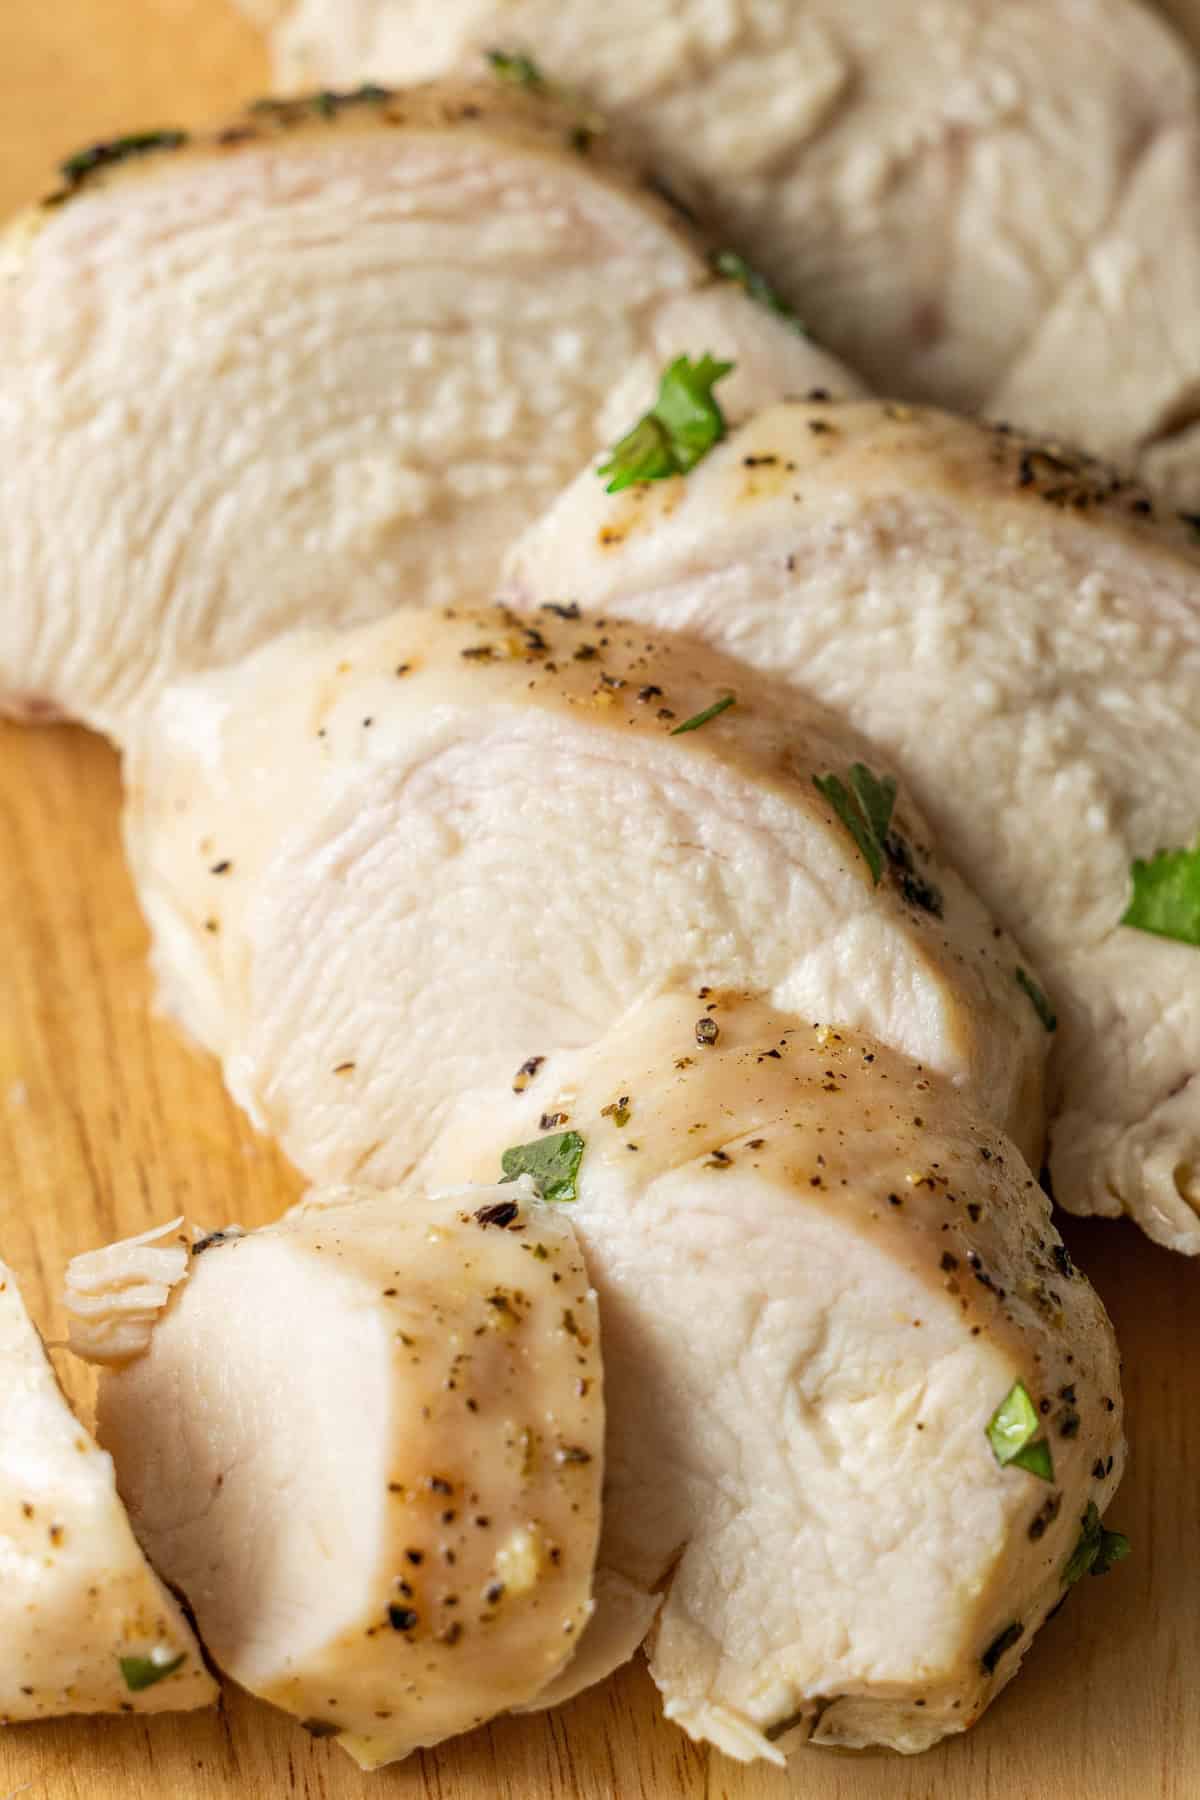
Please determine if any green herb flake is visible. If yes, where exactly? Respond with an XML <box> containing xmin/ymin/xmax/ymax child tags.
<box><xmin>710</xmin><ymin>248</ymin><xmax>807</xmax><ymax>337</ymax></box>
<box><xmin>486</xmin><ymin>49</ymin><xmax>547</xmax><ymax>89</ymax></box>
<box><xmin>1015</xmin><ymin>967</ymin><xmax>1057</xmax><ymax>1032</ymax></box>
<box><xmin>598</xmin><ymin>354</ymin><xmax>733</xmax><ymax>494</ymax></box>
<box><xmin>812</xmin><ymin>764</ymin><xmax>897</xmax><ymax>887</ymax></box>
<box><xmin>59</xmin><ymin>131</ymin><xmax>188</xmax><ymax>192</ymax></box>
<box><xmin>671</xmin><ymin>694</ymin><xmax>736</xmax><ymax>736</ymax></box>
<box><xmin>1122</xmin><ymin>841</ymin><xmax>1200</xmax><ymax>947</ymax></box>
<box><xmin>500</xmin><ymin>1131</ymin><xmax>586</xmax><ymax>1203</ymax></box>
<box><xmin>1010</xmin><ymin>1438</ymin><xmax>1055</xmax><ymax>1482</ymax></box>
<box><xmin>1063</xmin><ymin>1502</ymin><xmax>1131</xmax><ymax>1586</ymax></box>
<box><xmin>986</xmin><ymin>1381</ymin><xmax>1055</xmax><ymax>1482</ymax></box>
<box><xmin>119</xmin><ymin>1650</ymin><xmax>187</xmax><ymax>1692</ymax></box>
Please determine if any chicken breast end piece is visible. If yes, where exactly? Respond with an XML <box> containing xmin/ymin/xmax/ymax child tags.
<box><xmin>0</xmin><ymin>1259</ymin><xmax>215</xmax><ymax>1721</ymax></box>
<box><xmin>94</xmin><ymin>1181</ymin><xmax>603</xmax><ymax>1767</ymax></box>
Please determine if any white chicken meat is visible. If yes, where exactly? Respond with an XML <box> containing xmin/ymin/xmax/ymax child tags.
<box><xmin>121</xmin><ymin>601</ymin><xmax>1047</xmax><ymax>1186</ymax></box>
<box><xmin>435</xmin><ymin>992</ymin><xmax>1126</xmax><ymax>1761</ymax></box>
<box><xmin>89</xmin><ymin>1182</ymin><xmax>605</xmax><ymax>1767</ymax></box>
<box><xmin>508</xmin><ymin>397</ymin><xmax>1200</xmax><ymax>1254</ymax></box>
<box><xmin>0</xmin><ymin>1255</ymin><xmax>215</xmax><ymax>1723</ymax></box>
<box><xmin>0</xmin><ymin>81</ymin><xmax>856</xmax><ymax>738</ymax></box>
<box><xmin>243</xmin><ymin>0</ymin><xmax>1200</xmax><ymax>503</ymax></box>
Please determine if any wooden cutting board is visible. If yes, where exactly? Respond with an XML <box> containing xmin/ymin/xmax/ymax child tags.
<box><xmin>0</xmin><ymin>5</ymin><xmax>1196</xmax><ymax>1796</ymax></box>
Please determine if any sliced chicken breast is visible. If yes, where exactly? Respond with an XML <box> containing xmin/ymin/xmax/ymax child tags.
<box><xmin>989</xmin><ymin>120</ymin><xmax>1200</xmax><ymax>510</ymax></box>
<box><xmin>244</xmin><ymin>0</ymin><xmax>1200</xmax><ymax>500</ymax></box>
<box><xmin>0</xmin><ymin>1256</ymin><xmax>215</xmax><ymax>1723</ymax></box>
<box><xmin>89</xmin><ymin>1182</ymin><xmax>604</xmax><ymax>1767</ymax></box>
<box><xmin>506</xmin><ymin>397</ymin><xmax>1200</xmax><ymax>1252</ymax></box>
<box><xmin>436</xmin><ymin>991</ymin><xmax>1127</xmax><ymax>1762</ymax></box>
<box><xmin>121</xmin><ymin>601</ymin><xmax>1047</xmax><ymax>1185</ymax></box>
<box><xmin>0</xmin><ymin>83</ymin><xmax>856</xmax><ymax>738</ymax></box>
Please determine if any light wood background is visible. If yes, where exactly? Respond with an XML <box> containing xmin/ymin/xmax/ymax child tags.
<box><xmin>0</xmin><ymin>4</ymin><xmax>1196</xmax><ymax>1796</ymax></box>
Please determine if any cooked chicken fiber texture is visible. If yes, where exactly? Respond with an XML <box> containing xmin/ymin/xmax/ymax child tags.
<box><xmin>436</xmin><ymin>992</ymin><xmax>1126</xmax><ymax>1760</ymax></box>
<box><xmin>0</xmin><ymin>81</ymin><xmax>856</xmax><ymax>737</ymax></box>
<box><xmin>244</xmin><ymin>0</ymin><xmax>1200</xmax><ymax>504</ymax></box>
<box><xmin>121</xmin><ymin>601</ymin><xmax>1047</xmax><ymax>1185</ymax></box>
<box><xmin>94</xmin><ymin>1183</ymin><xmax>604</xmax><ymax>1767</ymax></box>
<box><xmin>508</xmin><ymin>397</ymin><xmax>1200</xmax><ymax>1254</ymax></box>
<box><xmin>0</xmin><ymin>1257</ymin><xmax>215</xmax><ymax>1722</ymax></box>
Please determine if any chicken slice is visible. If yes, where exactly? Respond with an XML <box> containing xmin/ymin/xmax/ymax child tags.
<box><xmin>90</xmin><ymin>1182</ymin><xmax>604</xmax><ymax>1767</ymax></box>
<box><xmin>121</xmin><ymin>601</ymin><xmax>1047</xmax><ymax>1186</ymax></box>
<box><xmin>434</xmin><ymin>991</ymin><xmax>1127</xmax><ymax>1762</ymax></box>
<box><xmin>990</xmin><ymin>121</ymin><xmax>1200</xmax><ymax>510</ymax></box>
<box><xmin>0</xmin><ymin>82</ymin><xmax>856</xmax><ymax>739</ymax></box>
<box><xmin>243</xmin><ymin>0</ymin><xmax>1200</xmax><ymax>496</ymax></box>
<box><xmin>506</xmin><ymin>397</ymin><xmax>1200</xmax><ymax>1251</ymax></box>
<box><xmin>0</xmin><ymin>1257</ymin><xmax>215</xmax><ymax>1723</ymax></box>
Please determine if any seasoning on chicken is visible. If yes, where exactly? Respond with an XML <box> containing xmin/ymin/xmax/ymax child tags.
<box><xmin>507</xmin><ymin>397</ymin><xmax>1200</xmax><ymax>1253</ymax></box>
<box><xmin>434</xmin><ymin>990</ymin><xmax>1127</xmax><ymax>1761</ymax></box>
<box><xmin>90</xmin><ymin>1181</ymin><xmax>604</xmax><ymax>1767</ymax></box>
<box><xmin>120</xmin><ymin>601</ymin><xmax>1047</xmax><ymax>1187</ymax></box>
<box><xmin>0</xmin><ymin>1257</ymin><xmax>215</xmax><ymax>1723</ymax></box>
<box><xmin>0</xmin><ymin>81</ymin><xmax>857</xmax><ymax>737</ymax></box>
<box><xmin>241</xmin><ymin>0</ymin><xmax>1200</xmax><ymax>501</ymax></box>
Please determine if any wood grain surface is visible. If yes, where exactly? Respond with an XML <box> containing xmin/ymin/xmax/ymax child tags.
<box><xmin>0</xmin><ymin>5</ymin><xmax>1195</xmax><ymax>1797</ymax></box>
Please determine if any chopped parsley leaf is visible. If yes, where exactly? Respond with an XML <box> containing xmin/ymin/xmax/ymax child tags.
<box><xmin>1015</xmin><ymin>967</ymin><xmax>1057</xmax><ymax>1032</ymax></box>
<box><xmin>120</xmin><ymin>1650</ymin><xmax>187</xmax><ymax>1692</ymax></box>
<box><xmin>1010</xmin><ymin>1438</ymin><xmax>1056</xmax><ymax>1482</ymax></box>
<box><xmin>486</xmin><ymin>49</ymin><xmax>547</xmax><ymax>90</ymax></box>
<box><xmin>1063</xmin><ymin>1502</ymin><xmax>1131</xmax><ymax>1586</ymax></box>
<box><xmin>987</xmin><ymin>1381</ymin><xmax>1055</xmax><ymax>1483</ymax></box>
<box><xmin>671</xmin><ymin>694</ymin><xmax>736</xmax><ymax>736</ymax></box>
<box><xmin>813</xmin><ymin>764</ymin><xmax>897</xmax><ymax>887</ymax></box>
<box><xmin>501</xmin><ymin>1131</ymin><xmax>585</xmax><ymax>1203</ymax></box>
<box><xmin>598</xmin><ymin>354</ymin><xmax>733</xmax><ymax>494</ymax></box>
<box><xmin>1122</xmin><ymin>841</ymin><xmax>1200</xmax><ymax>946</ymax></box>
<box><xmin>710</xmin><ymin>248</ymin><xmax>807</xmax><ymax>336</ymax></box>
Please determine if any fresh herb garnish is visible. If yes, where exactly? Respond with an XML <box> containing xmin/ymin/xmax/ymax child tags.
<box><xmin>1122</xmin><ymin>841</ymin><xmax>1200</xmax><ymax>946</ymax></box>
<box><xmin>486</xmin><ymin>49</ymin><xmax>547</xmax><ymax>89</ymax></box>
<box><xmin>813</xmin><ymin>764</ymin><xmax>897</xmax><ymax>887</ymax></box>
<box><xmin>1015</xmin><ymin>967</ymin><xmax>1057</xmax><ymax>1033</ymax></box>
<box><xmin>598</xmin><ymin>354</ymin><xmax>733</xmax><ymax>493</ymax></box>
<box><xmin>986</xmin><ymin>1381</ymin><xmax>1055</xmax><ymax>1483</ymax></box>
<box><xmin>1063</xmin><ymin>1502</ymin><xmax>1131</xmax><ymax>1586</ymax></box>
<box><xmin>710</xmin><ymin>248</ymin><xmax>806</xmax><ymax>336</ymax></box>
<box><xmin>501</xmin><ymin>1131</ymin><xmax>585</xmax><ymax>1203</ymax></box>
<box><xmin>671</xmin><ymin>694</ymin><xmax>735</xmax><ymax>736</ymax></box>
<box><xmin>59</xmin><ymin>131</ymin><xmax>188</xmax><ymax>191</ymax></box>
<box><xmin>981</xmin><ymin>1621</ymin><xmax>1024</xmax><ymax>1675</ymax></box>
<box><xmin>119</xmin><ymin>1650</ymin><xmax>187</xmax><ymax>1692</ymax></box>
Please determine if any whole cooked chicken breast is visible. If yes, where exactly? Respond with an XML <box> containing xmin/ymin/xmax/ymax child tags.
<box><xmin>506</xmin><ymin>397</ymin><xmax>1200</xmax><ymax>1251</ymax></box>
<box><xmin>0</xmin><ymin>1256</ymin><xmax>215</xmax><ymax>1723</ymax></box>
<box><xmin>0</xmin><ymin>82</ymin><xmax>856</xmax><ymax>738</ymax></box>
<box><xmin>121</xmin><ymin>602</ymin><xmax>1046</xmax><ymax>1183</ymax></box>
<box><xmin>90</xmin><ymin>1182</ymin><xmax>604</xmax><ymax>1767</ymax></box>
<box><xmin>244</xmin><ymin>0</ymin><xmax>1200</xmax><ymax>501</ymax></box>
